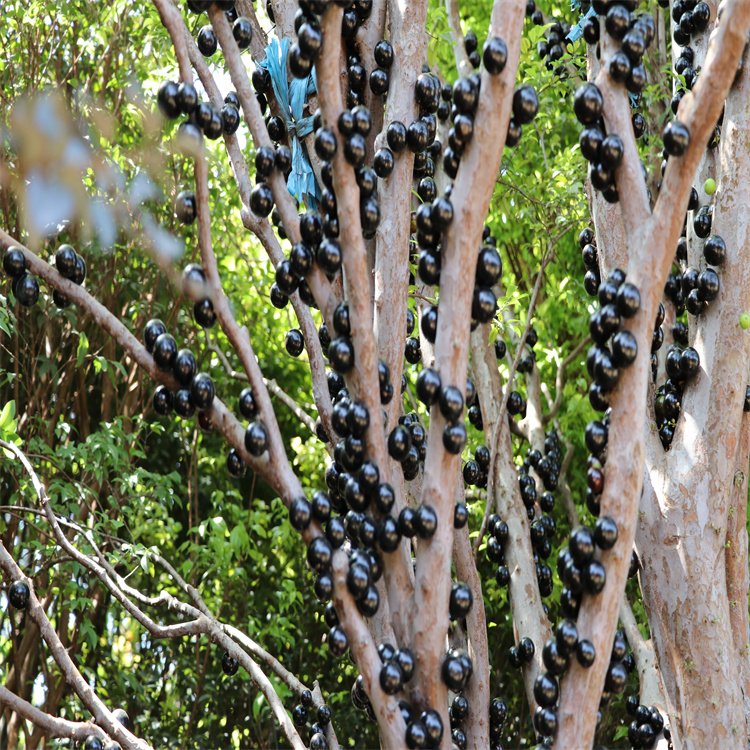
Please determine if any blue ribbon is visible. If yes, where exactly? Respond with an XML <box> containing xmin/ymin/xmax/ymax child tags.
<box><xmin>258</xmin><ymin>39</ymin><xmax>320</xmax><ymax>209</ymax></box>
<box><xmin>566</xmin><ymin>5</ymin><xmax>597</xmax><ymax>43</ymax></box>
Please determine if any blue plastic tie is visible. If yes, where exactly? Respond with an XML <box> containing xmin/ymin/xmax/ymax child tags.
<box><xmin>258</xmin><ymin>38</ymin><xmax>320</xmax><ymax>209</ymax></box>
<box><xmin>566</xmin><ymin>5</ymin><xmax>597</xmax><ymax>43</ymax></box>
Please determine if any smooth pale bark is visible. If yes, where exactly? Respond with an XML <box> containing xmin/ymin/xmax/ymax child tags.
<box><xmin>637</xmin><ymin>55</ymin><xmax>750</xmax><ymax>750</ymax></box>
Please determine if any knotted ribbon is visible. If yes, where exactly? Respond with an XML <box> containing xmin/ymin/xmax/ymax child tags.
<box><xmin>566</xmin><ymin>5</ymin><xmax>597</xmax><ymax>43</ymax></box>
<box><xmin>257</xmin><ymin>38</ymin><xmax>320</xmax><ymax>209</ymax></box>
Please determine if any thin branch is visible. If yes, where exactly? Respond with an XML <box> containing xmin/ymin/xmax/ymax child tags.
<box><xmin>374</xmin><ymin>0</ymin><xmax>429</xmax><ymax>429</ymax></box>
<box><xmin>0</xmin><ymin>229</ymin><xmax>277</xmax><ymax>494</ymax></box>
<box><xmin>0</xmin><ymin>544</ymin><xmax>154</xmax><ymax>750</ymax></box>
<box><xmin>207</xmin><ymin>334</ymin><xmax>319</xmax><ymax>435</ymax></box>
<box><xmin>452</xmin><ymin>486</ymin><xmax>490</xmax><ymax>749</ymax></box>
<box><xmin>445</xmin><ymin>0</ymin><xmax>472</xmax><ymax>76</ymax></box>
<box><xmin>618</xmin><ymin>598</ymin><xmax>664</xmax><ymax>710</ymax></box>
<box><xmin>0</xmin><ymin>687</ymin><xmax>106</xmax><ymax>743</ymax></box>
<box><xmin>544</xmin><ymin>335</ymin><xmax>591</xmax><ymax>423</ymax></box>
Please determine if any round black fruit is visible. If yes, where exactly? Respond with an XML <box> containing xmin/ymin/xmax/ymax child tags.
<box><xmin>8</xmin><ymin>580</ymin><xmax>30</xmax><ymax>609</ymax></box>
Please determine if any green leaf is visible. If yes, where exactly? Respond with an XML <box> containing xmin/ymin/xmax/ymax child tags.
<box><xmin>229</xmin><ymin>523</ymin><xmax>249</xmax><ymax>557</ymax></box>
<box><xmin>76</xmin><ymin>332</ymin><xmax>89</xmax><ymax>368</ymax></box>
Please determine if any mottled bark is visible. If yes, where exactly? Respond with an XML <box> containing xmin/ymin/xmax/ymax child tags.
<box><xmin>637</xmin><ymin>50</ymin><xmax>750</xmax><ymax>750</ymax></box>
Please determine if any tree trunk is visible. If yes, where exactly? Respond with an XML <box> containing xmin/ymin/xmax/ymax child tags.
<box><xmin>637</xmin><ymin>56</ymin><xmax>750</xmax><ymax>749</ymax></box>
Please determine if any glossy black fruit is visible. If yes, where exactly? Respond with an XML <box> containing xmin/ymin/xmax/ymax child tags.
<box><xmin>8</xmin><ymin>580</ymin><xmax>30</xmax><ymax>609</ymax></box>
<box><xmin>574</xmin><ymin>83</ymin><xmax>604</xmax><ymax>125</ymax></box>
<box><xmin>190</xmin><ymin>373</ymin><xmax>215</xmax><ymax>409</ymax></box>
<box><xmin>197</xmin><ymin>25</ymin><xmax>218</xmax><ymax>57</ymax></box>
<box><xmin>152</xmin><ymin>333</ymin><xmax>178</xmax><ymax>370</ymax></box>
<box><xmin>54</xmin><ymin>244</ymin><xmax>77</xmax><ymax>277</ymax></box>
<box><xmin>483</xmin><ymin>37</ymin><xmax>508</xmax><ymax>74</ymax></box>
<box><xmin>13</xmin><ymin>274</ymin><xmax>40</xmax><ymax>307</ymax></box>
<box><xmin>244</xmin><ymin>420</ymin><xmax>268</xmax><ymax>456</ymax></box>
<box><xmin>663</xmin><ymin>120</ymin><xmax>690</xmax><ymax>156</ymax></box>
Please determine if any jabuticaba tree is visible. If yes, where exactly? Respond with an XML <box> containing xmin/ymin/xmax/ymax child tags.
<box><xmin>0</xmin><ymin>0</ymin><xmax>748</xmax><ymax>748</ymax></box>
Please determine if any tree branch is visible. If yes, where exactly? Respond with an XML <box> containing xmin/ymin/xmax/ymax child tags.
<box><xmin>374</xmin><ymin>0</ymin><xmax>429</xmax><ymax>428</ymax></box>
<box><xmin>0</xmin><ymin>687</ymin><xmax>106</xmax><ymax>744</ymax></box>
<box><xmin>0</xmin><ymin>544</ymin><xmax>155</xmax><ymax>750</ymax></box>
<box><xmin>556</xmin><ymin>5</ymin><xmax>750</xmax><ymax>745</ymax></box>
<box><xmin>411</xmin><ymin>2</ymin><xmax>527</xmax><ymax>727</ymax></box>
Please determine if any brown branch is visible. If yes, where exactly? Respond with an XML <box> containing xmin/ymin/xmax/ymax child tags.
<box><xmin>316</xmin><ymin>3</ymin><xmax>417</xmax><ymax>651</ymax></box>
<box><xmin>191</xmin><ymin>136</ymin><xmax>318</xmax><ymax>527</ymax></box>
<box><xmin>0</xmin><ymin>544</ymin><xmax>154</xmax><ymax>750</ymax></box>
<box><xmin>411</xmin><ymin>3</ymin><xmax>527</xmax><ymax>724</ymax></box>
<box><xmin>594</xmin><ymin>33</ymin><xmax>651</xmax><ymax>237</ymax></box>
<box><xmin>452</xmin><ymin>489</ymin><xmax>490</xmax><ymax>749</ymax></box>
<box><xmin>0</xmin><ymin>229</ymin><xmax>280</xmax><ymax>496</ymax></box>
<box><xmin>151</xmin><ymin>0</ymin><xmax>191</xmax><ymax>81</ymax></box>
<box><xmin>445</xmin><ymin>0</ymin><xmax>472</xmax><ymax>76</ymax></box>
<box><xmin>0</xmin><ymin>687</ymin><xmax>106</xmax><ymax>743</ymax></box>
<box><xmin>180</xmin><ymin>16</ymin><xmax>334</xmax><ymax>435</ymax></box>
<box><xmin>555</xmin><ymin>4</ymin><xmax>750</xmax><ymax>745</ymax></box>
<box><xmin>471</xmin><ymin>323</ymin><xmax>551</xmax><ymax>711</ymax></box>
<box><xmin>373</xmin><ymin>0</ymin><xmax>429</xmax><ymax>428</ymax></box>
<box><xmin>331</xmin><ymin>552</ymin><xmax>407</xmax><ymax>750</ymax></box>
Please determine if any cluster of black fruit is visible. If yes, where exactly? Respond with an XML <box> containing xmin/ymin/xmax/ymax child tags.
<box><xmin>145</xmin><ymin>315</ymin><xmax>216</xmax><ymax>424</ymax></box>
<box><xmin>195</xmin><ymin>3</ymin><xmax>252</xmax><ymax>57</ymax></box>
<box><xmin>532</xmin><ymin>535</ymin><xmax>635</xmax><ymax>742</ymax></box>
<box><xmin>587</xmin><ymin>267</ymin><xmax>640</xmax><ymax>412</ymax></box>
<box><xmin>665</xmin><ymin>224</ymin><xmax>723</xmax><ymax>319</ymax></box>
<box><xmin>558</xmin><ymin>520</ymin><xmax>617</xmax><ymax>606</ymax></box>
<box><xmin>2</xmin><ymin>243</ymin><xmax>87</xmax><ymax>309</ymax></box>
<box><xmin>463</xmin><ymin>444</ymin><xmax>491</xmax><ymax>489</ymax></box>
<box><xmin>2</xmin><ymin>246</ymin><xmax>40</xmax><ymax>307</ymax></box>
<box><xmin>574</xmin><ymin>82</ymin><xmax>623</xmax><ymax>204</ymax></box>
<box><xmin>536</xmin><ymin>19</ymin><xmax>572</xmax><ymax>69</ymax></box>
<box><xmin>415</xmin><ymin>367</ymin><xmax>468</xmax><ymax>456</ymax></box>
<box><xmin>525</xmin><ymin>0</ymin><xmax>544</xmax><ymax>26</ymax></box>
<box><xmin>626</xmin><ymin>693</ymin><xmax>668</xmax><ymax>749</ymax></box>
<box><xmin>380</xmin><ymin>648</ymin><xmax>446</xmax><ymax>749</ymax></box>
<box><xmin>529</xmin><ymin>616</ymin><xmax>592</xmax><ymax>738</ymax></box>
<box><xmin>52</xmin><ymin>244</ymin><xmax>87</xmax><ymax>307</ymax></box>
<box><xmin>290</xmin><ymin>687</ymin><xmax>333</xmax><ymax>750</ymax></box>
<box><xmin>157</xmin><ymin>80</ymin><xmax>241</xmax><ymax>142</ymax></box>
<box><xmin>665</xmin><ymin>0</ymin><xmax>712</xmax><ymax>48</ymax></box>
<box><xmin>485</xmin><ymin>511</ymin><xmax>512</xmax><ymax>587</ymax></box>
<box><xmin>580</xmin><ymin>227</ymin><xmax>601</xmax><ymax>297</ymax></box>
<box><xmin>652</xmin><ymin>344</ymin><xmax>701</xmax><ymax>449</ymax></box>
<box><xmin>598</xmin><ymin>4</ymin><xmax>654</xmax><ymax>92</ymax></box>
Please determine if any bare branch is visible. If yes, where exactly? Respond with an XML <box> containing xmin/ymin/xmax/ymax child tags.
<box><xmin>0</xmin><ymin>544</ymin><xmax>154</xmax><ymax>750</ymax></box>
<box><xmin>445</xmin><ymin>0</ymin><xmax>472</xmax><ymax>76</ymax></box>
<box><xmin>544</xmin><ymin>335</ymin><xmax>591</xmax><ymax>423</ymax></box>
<box><xmin>0</xmin><ymin>687</ymin><xmax>106</xmax><ymax>743</ymax></box>
<box><xmin>452</xmin><ymin>488</ymin><xmax>490</xmax><ymax>749</ymax></box>
<box><xmin>0</xmin><ymin>229</ymin><xmax>280</xmax><ymax>497</ymax></box>
<box><xmin>619</xmin><ymin>598</ymin><xmax>664</xmax><ymax>710</ymax></box>
<box><xmin>208</xmin><ymin>334</ymin><xmax>319</xmax><ymax>435</ymax></box>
